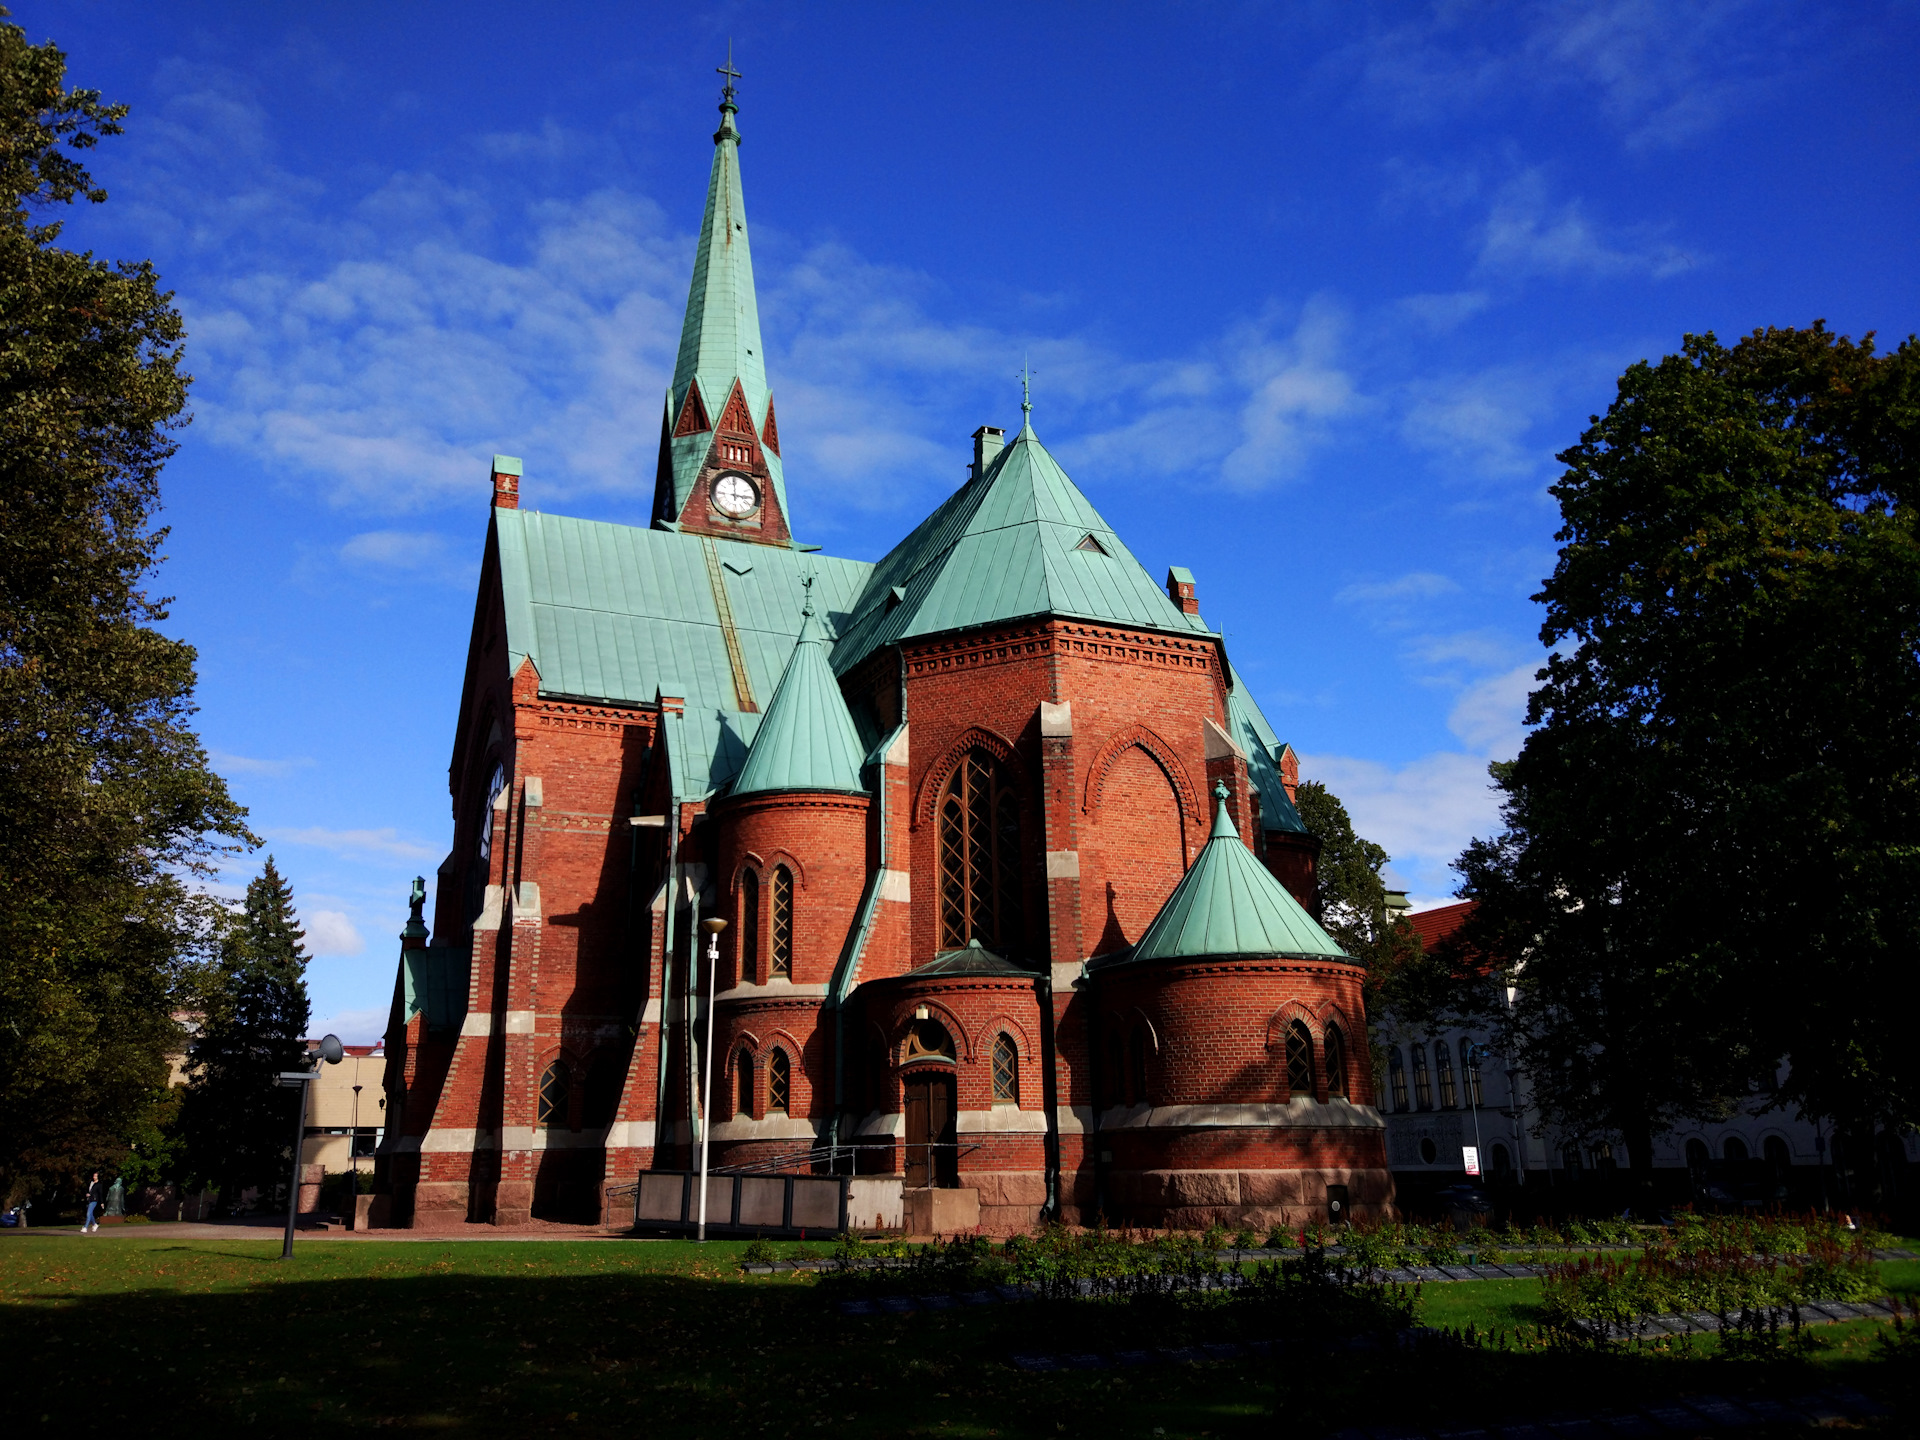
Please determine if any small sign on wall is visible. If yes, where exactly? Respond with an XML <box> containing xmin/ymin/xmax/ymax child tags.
<box><xmin>1462</xmin><ymin>1146</ymin><xmax>1480</xmax><ymax>1176</ymax></box>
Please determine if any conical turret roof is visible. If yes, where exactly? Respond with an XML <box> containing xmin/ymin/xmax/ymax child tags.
<box><xmin>1122</xmin><ymin>785</ymin><xmax>1349</xmax><ymax>964</ymax></box>
<box><xmin>730</xmin><ymin>595</ymin><xmax>868</xmax><ymax>798</ymax></box>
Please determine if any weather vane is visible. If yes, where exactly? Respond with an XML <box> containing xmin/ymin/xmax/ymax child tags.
<box><xmin>1017</xmin><ymin>356</ymin><xmax>1035</xmax><ymax>420</ymax></box>
<box><xmin>801</xmin><ymin>570</ymin><xmax>815</xmax><ymax>618</ymax></box>
<box><xmin>717</xmin><ymin>40</ymin><xmax>741</xmax><ymax>106</ymax></box>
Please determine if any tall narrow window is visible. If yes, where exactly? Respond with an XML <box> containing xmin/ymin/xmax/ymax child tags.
<box><xmin>937</xmin><ymin>750</ymin><xmax>1023</xmax><ymax>951</ymax></box>
<box><xmin>1323</xmin><ymin>1024</ymin><xmax>1348</xmax><ymax>1098</ymax></box>
<box><xmin>1436</xmin><ymin>1041</ymin><xmax>1457</xmax><ymax>1109</ymax></box>
<box><xmin>1459</xmin><ymin>1038</ymin><xmax>1482</xmax><ymax>1106</ymax></box>
<box><xmin>1108</xmin><ymin>1035</ymin><xmax>1128</xmax><ymax>1107</ymax></box>
<box><xmin>1389</xmin><ymin>1047</ymin><xmax>1409</xmax><ymax>1112</ymax></box>
<box><xmin>1411</xmin><ymin>1043</ymin><xmax>1432</xmax><ymax>1110</ymax></box>
<box><xmin>538</xmin><ymin>1059</ymin><xmax>569</xmax><ymax>1126</ymax></box>
<box><xmin>770</xmin><ymin>866</ymin><xmax>793</xmax><ymax>979</ymax></box>
<box><xmin>735</xmin><ymin>1048</ymin><xmax>754</xmax><ymax>1117</ymax></box>
<box><xmin>740</xmin><ymin>869</ymin><xmax>761</xmax><ymax>982</ymax></box>
<box><xmin>767</xmin><ymin>1048</ymin><xmax>791</xmax><ymax>1113</ymax></box>
<box><xmin>1285</xmin><ymin>1020</ymin><xmax>1314</xmax><ymax>1099</ymax></box>
<box><xmin>1130</xmin><ymin>1024</ymin><xmax>1151</xmax><ymax>1106</ymax></box>
<box><xmin>992</xmin><ymin>1033</ymin><xmax>1019</xmax><ymax>1104</ymax></box>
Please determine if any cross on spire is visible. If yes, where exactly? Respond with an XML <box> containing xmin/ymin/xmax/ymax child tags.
<box><xmin>1017</xmin><ymin>358</ymin><xmax>1035</xmax><ymax>421</ymax></box>
<box><xmin>717</xmin><ymin>41</ymin><xmax>741</xmax><ymax>107</ymax></box>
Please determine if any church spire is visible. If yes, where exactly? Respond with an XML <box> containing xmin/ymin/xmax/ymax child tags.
<box><xmin>652</xmin><ymin>57</ymin><xmax>794</xmax><ymax>545</ymax></box>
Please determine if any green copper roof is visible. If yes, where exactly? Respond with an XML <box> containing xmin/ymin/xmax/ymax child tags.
<box><xmin>658</xmin><ymin>92</ymin><xmax>790</xmax><ymax>529</ymax></box>
<box><xmin>730</xmin><ymin>601</ymin><xmax>869</xmax><ymax>797</ymax></box>
<box><xmin>491</xmin><ymin>508</ymin><xmax>871</xmax><ymax>797</ymax></box>
<box><xmin>831</xmin><ymin>424</ymin><xmax>1212</xmax><ymax>676</ymax></box>
<box><xmin>1121</xmin><ymin>786</ymin><xmax>1348</xmax><ymax>965</ymax></box>
<box><xmin>1227</xmin><ymin>668</ymin><xmax>1307</xmax><ymax>835</ymax></box>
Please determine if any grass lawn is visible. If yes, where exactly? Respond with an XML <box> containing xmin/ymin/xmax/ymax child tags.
<box><xmin>2</xmin><ymin>1234</ymin><xmax>1914</xmax><ymax>1437</ymax></box>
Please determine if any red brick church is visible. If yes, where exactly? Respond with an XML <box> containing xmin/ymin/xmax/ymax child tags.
<box><xmin>378</xmin><ymin>77</ymin><xmax>1393</xmax><ymax>1233</ymax></box>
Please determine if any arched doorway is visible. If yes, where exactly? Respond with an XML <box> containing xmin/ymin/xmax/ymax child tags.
<box><xmin>901</xmin><ymin>1018</ymin><xmax>959</xmax><ymax>1188</ymax></box>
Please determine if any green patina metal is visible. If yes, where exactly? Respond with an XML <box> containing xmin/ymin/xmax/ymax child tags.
<box><xmin>659</xmin><ymin>80</ymin><xmax>789</xmax><ymax>528</ymax></box>
<box><xmin>1227</xmin><ymin>668</ymin><xmax>1307</xmax><ymax>835</ymax></box>
<box><xmin>830</xmin><ymin>423</ymin><xmax>1212</xmax><ymax>678</ymax></box>
<box><xmin>1115</xmin><ymin>785</ymin><xmax>1348</xmax><ymax>966</ymax></box>
<box><xmin>729</xmin><ymin>594</ymin><xmax>869</xmax><ymax>797</ymax></box>
<box><xmin>403</xmin><ymin>947</ymin><xmax>470</xmax><ymax>1034</ymax></box>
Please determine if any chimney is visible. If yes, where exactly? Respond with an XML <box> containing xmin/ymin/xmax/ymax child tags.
<box><xmin>971</xmin><ymin>425</ymin><xmax>1006</xmax><ymax>480</ymax></box>
<box><xmin>491</xmin><ymin>454</ymin><xmax>522</xmax><ymax>509</ymax></box>
<box><xmin>1166</xmin><ymin>565</ymin><xmax>1199</xmax><ymax>615</ymax></box>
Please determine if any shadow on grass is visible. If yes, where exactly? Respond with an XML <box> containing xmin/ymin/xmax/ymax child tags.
<box><xmin>2</xmin><ymin>1269</ymin><xmax>1913</xmax><ymax>1438</ymax></box>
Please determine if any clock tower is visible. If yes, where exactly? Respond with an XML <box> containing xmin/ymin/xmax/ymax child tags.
<box><xmin>651</xmin><ymin>66</ymin><xmax>795</xmax><ymax>548</ymax></box>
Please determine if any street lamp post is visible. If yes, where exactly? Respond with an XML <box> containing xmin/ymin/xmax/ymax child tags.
<box><xmin>1464</xmin><ymin>1042</ymin><xmax>1496</xmax><ymax>1184</ymax></box>
<box><xmin>278</xmin><ymin>1034</ymin><xmax>344</xmax><ymax>1259</ymax></box>
<box><xmin>351</xmin><ymin>1084</ymin><xmax>363</xmax><ymax>1180</ymax></box>
<box><xmin>696</xmin><ymin>916</ymin><xmax>729</xmax><ymax>1242</ymax></box>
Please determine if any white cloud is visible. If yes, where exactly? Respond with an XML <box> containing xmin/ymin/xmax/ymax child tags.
<box><xmin>1300</xmin><ymin>748</ymin><xmax>1504</xmax><ymax>903</ymax></box>
<box><xmin>1344</xmin><ymin>0</ymin><xmax>1794</xmax><ymax>148</ymax></box>
<box><xmin>265</xmin><ymin>826</ymin><xmax>442</xmax><ymax>863</ymax></box>
<box><xmin>1337</xmin><ymin>572</ymin><xmax>1460</xmax><ymax>607</ymax></box>
<box><xmin>210</xmin><ymin>750</ymin><xmax>314</xmax><ymax>777</ymax></box>
<box><xmin>1448</xmin><ymin>662</ymin><xmax>1540</xmax><ymax>756</ymax></box>
<box><xmin>303</xmin><ymin>908</ymin><xmax>366</xmax><ymax>957</ymax></box>
<box><xmin>307</xmin><ymin>1006</ymin><xmax>390</xmax><ymax>1046</ymax></box>
<box><xmin>1477</xmin><ymin>171</ymin><xmax>1692</xmax><ymax>280</ymax></box>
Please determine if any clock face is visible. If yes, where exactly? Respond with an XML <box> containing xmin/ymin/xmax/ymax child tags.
<box><xmin>711</xmin><ymin>472</ymin><xmax>759</xmax><ymax>518</ymax></box>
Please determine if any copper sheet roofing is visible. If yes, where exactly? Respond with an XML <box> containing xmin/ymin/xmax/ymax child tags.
<box><xmin>730</xmin><ymin>602</ymin><xmax>870</xmax><ymax>797</ymax></box>
<box><xmin>1118</xmin><ymin>787</ymin><xmax>1350</xmax><ymax>966</ymax></box>
<box><xmin>829</xmin><ymin>423</ymin><xmax>1213</xmax><ymax>678</ymax></box>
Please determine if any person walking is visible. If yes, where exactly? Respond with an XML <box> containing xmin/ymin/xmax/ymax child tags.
<box><xmin>82</xmin><ymin>1172</ymin><xmax>103</xmax><ymax>1233</ymax></box>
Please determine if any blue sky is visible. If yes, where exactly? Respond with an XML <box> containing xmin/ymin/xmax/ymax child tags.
<box><xmin>24</xmin><ymin>2</ymin><xmax>1918</xmax><ymax>1042</ymax></box>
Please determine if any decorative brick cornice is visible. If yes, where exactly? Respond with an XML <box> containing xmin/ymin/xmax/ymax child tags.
<box><xmin>525</xmin><ymin>696</ymin><xmax>656</xmax><ymax>735</ymax></box>
<box><xmin>903</xmin><ymin>619</ymin><xmax>1217</xmax><ymax>679</ymax></box>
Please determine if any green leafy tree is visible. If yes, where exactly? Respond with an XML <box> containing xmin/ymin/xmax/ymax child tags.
<box><xmin>1293</xmin><ymin>781</ymin><xmax>1465</xmax><ymax>1042</ymax></box>
<box><xmin>0</xmin><ymin>16</ymin><xmax>251</xmax><ymax>1206</ymax></box>
<box><xmin>1457</xmin><ymin>323</ymin><xmax>1920</xmax><ymax>1194</ymax></box>
<box><xmin>179</xmin><ymin>859</ymin><xmax>312</xmax><ymax>1200</ymax></box>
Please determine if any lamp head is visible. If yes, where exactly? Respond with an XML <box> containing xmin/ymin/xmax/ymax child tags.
<box><xmin>319</xmin><ymin>1033</ymin><xmax>345</xmax><ymax>1065</ymax></box>
<box><xmin>701</xmin><ymin>917</ymin><xmax>729</xmax><ymax>934</ymax></box>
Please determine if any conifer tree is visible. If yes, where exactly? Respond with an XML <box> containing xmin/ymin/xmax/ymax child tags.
<box><xmin>179</xmin><ymin>859</ymin><xmax>312</xmax><ymax>1200</ymax></box>
<box><xmin>0</xmin><ymin>16</ymin><xmax>251</xmax><ymax>1206</ymax></box>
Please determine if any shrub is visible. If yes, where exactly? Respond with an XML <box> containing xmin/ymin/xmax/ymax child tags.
<box><xmin>740</xmin><ymin>1236</ymin><xmax>777</xmax><ymax>1267</ymax></box>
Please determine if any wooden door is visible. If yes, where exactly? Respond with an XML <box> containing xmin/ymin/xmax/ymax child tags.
<box><xmin>903</xmin><ymin>1072</ymin><xmax>958</xmax><ymax>1188</ymax></box>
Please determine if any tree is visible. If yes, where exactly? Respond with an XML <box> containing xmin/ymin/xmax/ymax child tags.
<box><xmin>1293</xmin><ymin>781</ymin><xmax>1458</xmax><ymax>1034</ymax></box>
<box><xmin>1457</xmin><ymin>324</ymin><xmax>1920</xmax><ymax>1195</ymax></box>
<box><xmin>179</xmin><ymin>859</ymin><xmax>311</xmax><ymax>1200</ymax></box>
<box><xmin>0</xmin><ymin>17</ymin><xmax>251</xmax><ymax>1206</ymax></box>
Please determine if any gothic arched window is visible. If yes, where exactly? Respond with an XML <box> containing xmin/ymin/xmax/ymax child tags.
<box><xmin>770</xmin><ymin>866</ymin><xmax>793</xmax><ymax>979</ymax></box>
<box><xmin>1460</xmin><ymin>1038</ymin><xmax>1483</xmax><ymax>1106</ymax></box>
<box><xmin>735</xmin><ymin>1048</ymin><xmax>754</xmax><ymax>1117</ymax></box>
<box><xmin>1436</xmin><ymin>1041</ymin><xmax>1458</xmax><ymax>1109</ymax></box>
<box><xmin>1285</xmin><ymin>1021</ymin><xmax>1314</xmax><ymax>1099</ymax></box>
<box><xmin>538</xmin><ymin>1059</ymin><xmax>569</xmax><ymax>1127</ymax></box>
<box><xmin>767</xmin><ymin>1048</ymin><xmax>791</xmax><ymax>1114</ymax></box>
<box><xmin>740</xmin><ymin>869</ymin><xmax>761</xmax><ymax>982</ymax></box>
<box><xmin>1411</xmin><ymin>1043</ymin><xmax>1432</xmax><ymax>1111</ymax></box>
<box><xmin>937</xmin><ymin>750</ymin><xmax>1023</xmax><ymax>951</ymax></box>
<box><xmin>1388</xmin><ymin>1047</ymin><xmax>1409</xmax><ymax>1112</ymax></box>
<box><xmin>992</xmin><ymin>1033</ymin><xmax>1019</xmax><ymax>1104</ymax></box>
<box><xmin>1323</xmin><ymin>1023</ymin><xmax>1348</xmax><ymax>1099</ymax></box>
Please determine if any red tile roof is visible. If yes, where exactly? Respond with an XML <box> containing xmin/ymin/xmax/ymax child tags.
<box><xmin>1408</xmin><ymin>899</ymin><xmax>1475</xmax><ymax>952</ymax></box>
